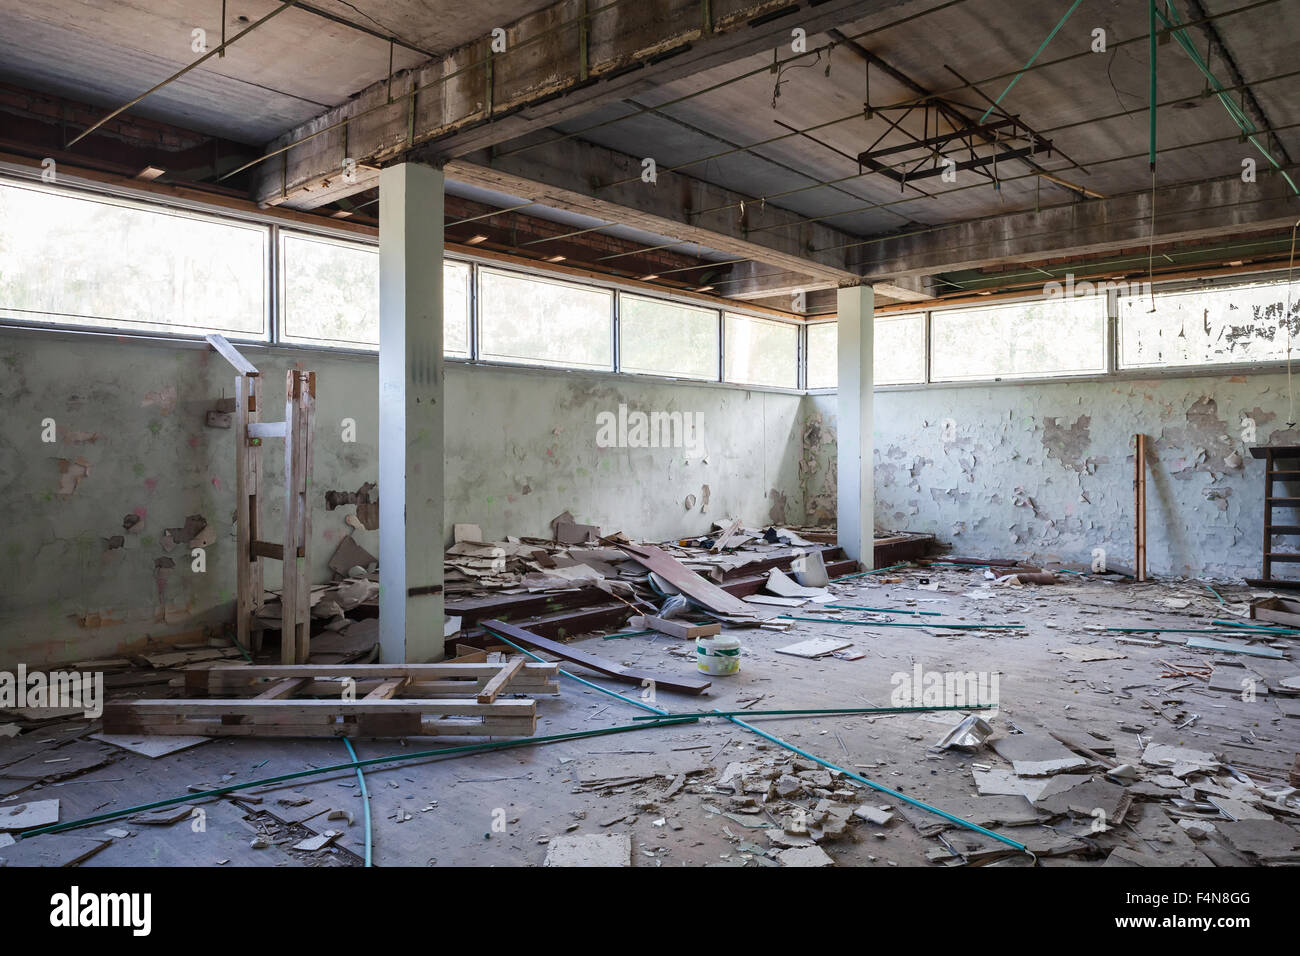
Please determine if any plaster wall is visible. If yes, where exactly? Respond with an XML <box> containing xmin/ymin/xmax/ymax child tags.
<box><xmin>0</xmin><ymin>329</ymin><xmax>803</xmax><ymax>665</ymax></box>
<box><xmin>802</xmin><ymin>373</ymin><xmax>1296</xmax><ymax>580</ymax></box>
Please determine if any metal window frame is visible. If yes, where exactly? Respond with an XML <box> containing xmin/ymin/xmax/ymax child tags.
<box><xmin>615</xmin><ymin>290</ymin><xmax>722</xmax><ymax>383</ymax></box>
<box><xmin>0</xmin><ymin>174</ymin><xmax>273</xmax><ymax>343</ymax></box>
<box><xmin>721</xmin><ymin>310</ymin><xmax>801</xmax><ymax>390</ymax></box>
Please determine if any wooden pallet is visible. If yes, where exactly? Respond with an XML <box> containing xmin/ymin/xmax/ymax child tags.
<box><xmin>103</xmin><ymin>660</ymin><xmax>558</xmax><ymax>738</ymax></box>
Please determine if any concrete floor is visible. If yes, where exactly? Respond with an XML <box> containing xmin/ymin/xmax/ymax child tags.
<box><xmin>3</xmin><ymin>566</ymin><xmax>1298</xmax><ymax>867</ymax></box>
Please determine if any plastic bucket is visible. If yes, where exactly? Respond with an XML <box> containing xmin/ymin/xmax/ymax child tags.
<box><xmin>697</xmin><ymin>633</ymin><xmax>741</xmax><ymax>675</ymax></box>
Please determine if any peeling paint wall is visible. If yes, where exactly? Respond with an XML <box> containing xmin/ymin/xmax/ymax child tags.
<box><xmin>0</xmin><ymin>331</ymin><xmax>803</xmax><ymax>665</ymax></box>
<box><xmin>803</xmin><ymin>373</ymin><xmax>1299</xmax><ymax>580</ymax></box>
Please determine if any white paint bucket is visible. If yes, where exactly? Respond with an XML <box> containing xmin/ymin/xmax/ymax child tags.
<box><xmin>697</xmin><ymin>633</ymin><xmax>741</xmax><ymax>675</ymax></box>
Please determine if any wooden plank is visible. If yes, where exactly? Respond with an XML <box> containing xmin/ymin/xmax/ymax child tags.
<box><xmin>281</xmin><ymin>370</ymin><xmax>315</xmax><ymax>664</ymax></box>
<box><xmin>365</xmin><ymin>678</ymin><xmax>407</xmax><ymax>700</ymax></box>
<box><xmin>252</xmin><ymin>540</ymin><xmax>285</xmax><ymax>560</ymax></box>
<box><xmin>481</xmin><ymin>619</ymin><xmax>712</xmax><ymax>695</ymax></box>
<box><xmin>247</xmin><ymin>374</ymin><xmax>265</xmax><ymax>652</ymax></box>
<box><xmin>298</xmin><ymin>372</ymin><xmax>316</xmax><ymax>664</ymax></box>
<box><xmin>1135</xmin><ymin>433</ymin><xmax>1147</xmax><ymax>583</ymax></box>
<box><xmin>710</xmin><ymin>517</ymin><xmax>743</xmax><ymax>552</ymax></box>
<box><xmin>638</xmin><ymin>615</ymin><xmax>722</xmax><ymax>640</ymax></box>
<box><xmin>421</xmin><ymin>715</ymin><xmax>536</xmax><ymax>736</ymax></box>
<box><xmin>235</xmin><ymin>374</ymin><xmax>255</xmax><ymax>651</ymax></box>
<box><xmin>106</xmin><ymin>697</ymin><xmax>536</xmax><ymax>720</ymax></box>
<box><xmin>1251</xmin><ymin>597</ymin><xmax>1300</xmax><ymax>628</ymax></box>
<box><xmin>195</xmin><ymin>677</ymin><xmax>558</xmax><ymax>698</ymax></box>
<box><xmin>477</xmin><ymin>656</ymin><xmax>525</xmax><ymax>704</ymax></box>
<box><xmin>198</xmin><ymin>662</ymin><xmax>559</xmax><ymax>682</ymax></box>
<box><xmin>616</xmin><ymin>543</ymin><xmax>756</xmax><ymax>618</ymax></box>
<box><xmin>205</xmin><ymin>333</ymin><xmax>259</xmax><ymax>376</ymax></box>
<box><xmin>255</xmin><ymin>677</ymin><xmax>309</xmax><ymax>699</ymax></box>
<box><xmin>247</xmin><ymin>421</ymin><xmax>286</xmax><ymax>440</ymax></box>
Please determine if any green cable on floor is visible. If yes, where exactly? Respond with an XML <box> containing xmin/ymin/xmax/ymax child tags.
<box><xmin>19</xmin><ymin>717</ymin><xmax>695</xmax><ymax>841</ymax></box>
<box><xmin>484</xmin><ymin>628</ymin><xmax>1029</xmax><ymax>856</ymax></box>
<box><xmin>342</xmin><ymin>738</ymin><xmax>372</xmax><ymax>868</ymax></box>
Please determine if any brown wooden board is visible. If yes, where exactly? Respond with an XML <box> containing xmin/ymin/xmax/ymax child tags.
<box><xmin>615</xmin><ymin>543</ymin><xmax>757</xmax><ymax>618</ymax></box>
<box><xmin>1251</xmin><ymin>596</ymin><xmax>1300</xmax><ymax>628</ymax></box>
<box><xmin>481</xmin><ymin>619</ymin><xmax>711</xmax><ymax>695</ymax></box>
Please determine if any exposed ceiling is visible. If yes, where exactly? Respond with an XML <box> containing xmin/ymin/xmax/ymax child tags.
<box><xmin>1</xmin><ymin>0</ymin><xmax>1296</xmax><ymax>307</ymax></box>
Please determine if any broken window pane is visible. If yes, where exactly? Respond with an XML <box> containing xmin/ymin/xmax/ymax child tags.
<box><xmin>930</xmin><ymin>295</ymin><xmax>1105</xmax><ymax>382</ymax></box>
<box><xmin>280</xmin><ymin>232</ymin><xmax>470</xmax><ymax>354</ymax></box>
<box><xmin>805</xmin><ymin>314</ymin><xmax>927</xmax><ymax>388</ymax></box>
<box><xmin>1118</xmin><ymin>279</ymin><xmax>1300</xmax><ymax>369</ymax></box>
<box><xmin>619</xmin><ymin>294</ymin><xmax>718</xmax><ymax>380</ymax></box>
<box><xmin>724</xmin><ymin>313</ymin><xmax>798</xmax><ymax>388</ymax></box>
<box><xmin>0</xmin><ymin>178</ymin><xmax>266</xmax><ymax>338</ymax></box>
<box><xmin>478</xmin><ymin>267</ymin><xmax>613</xmax><ymax>370</ymax></box>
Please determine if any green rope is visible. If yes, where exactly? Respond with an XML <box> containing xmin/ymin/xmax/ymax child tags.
<box><xmin>978</xmin><ymin>0</ymin><xmax>1085</xmax><ymax>123</ymax></box>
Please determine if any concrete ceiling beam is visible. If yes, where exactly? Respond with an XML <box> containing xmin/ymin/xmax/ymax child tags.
<box><xmin>249</xmin><ymin>0</ymin><xmax>920</xmax><ymax>209</ymax></box>
<box><xmin>442</xmin><ymin>132</ymin><xmax>865</xmax><ymax>285</ymax></box>
<box><xmin>856</xmin><ymin>172</ymin><xmax>1300</xmax><ymax>280</ymax></box>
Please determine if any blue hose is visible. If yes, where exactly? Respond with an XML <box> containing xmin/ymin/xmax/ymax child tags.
<box><xmin>485</xmin><ymin>628</ymin><xmax>1027</xmax><ymax>854</ymax></box>
<box><xmin>342</xmin><ymin>737</ymin><xmax>372</xmax><ymax>867</ymax></box>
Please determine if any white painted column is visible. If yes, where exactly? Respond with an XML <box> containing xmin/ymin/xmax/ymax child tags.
<box><xmin>836</xmin><ymin>284</ymin><xmax>874</xmax><ymax>567</ymax></box>
<box><xmin>379</xmin><ymin>162</ymin><xmax>445</xmax><ymax>662</ymax></box>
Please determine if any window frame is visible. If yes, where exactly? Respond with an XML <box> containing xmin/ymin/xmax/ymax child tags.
<box><xmin>616</xmin><ymin>290</ymin><xmax>721</xmax><ymax>382</ymax></box>
<box><xmin>722</xmin><ymin>310</ymin><xmax>801</xmax><ymax>389</ymax></box>
<box><xmin>475</xmin><ymin>263</ymin><xmax>616</xmax><ymax>372</ymax></box>
<box><xmin>0</xmin><ymin>175</ymin><xmax>272</xmax><ymax>342</ymax></box>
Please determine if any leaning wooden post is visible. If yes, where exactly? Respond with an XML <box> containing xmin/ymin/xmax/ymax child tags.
<box><xmin>1134</xmin><ymin>433</ymin><xmax>1147</xmax><ymax>582</ymax></box>
<box><xmin>281</xmin><ymin>370</ymin><xmax>315</xmax><ymax>664</ymax></box>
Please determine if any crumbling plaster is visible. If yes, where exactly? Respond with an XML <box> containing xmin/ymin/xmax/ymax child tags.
<box><xmin>803</xmin><ymin>374</ymin><xmax>1298</xmax><ymax>580</ymax></box>
<box><xmin>0</xmin><ymin>330</ymin><xmax>803</xmax><ymax>665</ymax></box>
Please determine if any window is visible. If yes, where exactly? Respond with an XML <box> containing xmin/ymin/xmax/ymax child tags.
<box><xmin>1118</xmin><ymin>280</ymin><xmax>1300</xmax><ymax>369</ymax></box>
<box><xmin>875</xmin><ymin>313</ymin><xmax>926</xmax><ymax>385</ymax></box>
<box><xmin>280</xmin><ymin>232</ymin><xmax>472</xmax><ymax>354</ymax></box>
<box><xmin>478</xmin><ymin>267</ymin><xmax>613</xmax><ymax>370</ymax></box>
<box><xmin>724</xmin><ymin>313</ymin><xmax>798</xmax><ymax>388</ymax></box>
<box><xmin>281</xmin><ymin>232</ymin><xmax>377</xmax><ymax>347</ymax></box>
<box><xmin>0</xmin><ymin>179</ymin><xmax>267</xmax><ymax>337</ymax></box>
<box><xmin>806</xmin><ymin>322</ymin><xmax>837</xmax><ymax>388</ymax></box>
<box><xmin>804</xmin><ymin>313</ymin><xmax>927</xmax><ymax>389</ymax></box>
<box><xmin>619</xmin><ymin>294</ymin><xmax>718</xmax><ymax>380</ymax></box>
<box><xmin>930</xmin><ymin>295</ymin><xmax>1106</xmax><ymax>382</ymax></box>
<box><xmin>443</xmin><ymin>260</ymin><xmax>471</xmax><ymax>358</ymax></box>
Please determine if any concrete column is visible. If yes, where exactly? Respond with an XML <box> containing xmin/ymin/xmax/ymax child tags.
<box><xmin>378</xmin><ymin>162</ymin><xmax>445</xmax><ymax>662</ymax></box>
<box><xmin>836</xmin><ymin>284</ymin><xmax>874</xmax><ymax>567</ymax></box>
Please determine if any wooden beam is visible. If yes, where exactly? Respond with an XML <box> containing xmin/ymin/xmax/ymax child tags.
<box><xmin>1135</xmin><ymin>433</ymin><xmax>1148</xmax><ymax>583</ymax></box>
<box><xmin>476</xmin><ymin>655</ymin><xmax>525</xmax><ymax>704</ymax></box>
<box><xmin>637</xmin><ymin>615</ymin><xmax>721</xmax><ymax>640</ymax></box>
<box><xmin>247</xmin><ymin>421</ymin><xmax>286</xmax><ymax>440</ymax></box>
<box><xmin>481</xmin><ymin>619</ymin><xmax>711</xmax><ymax>695</ymax></box>
<box><xmin>205</xmin><ymin>333</ymin><xmax>259</xmax><ymax>376</ymax></box>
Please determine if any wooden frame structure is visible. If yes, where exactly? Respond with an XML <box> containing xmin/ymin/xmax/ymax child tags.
<box><xmin>206</xmin><ymin>334</ymin><xmax>316</xmax><ymax>662</ymax></box>
<box><xmin>102</xmin><ymin>660</ymin><xmax>558</xmax><ymax>738</ymax></box>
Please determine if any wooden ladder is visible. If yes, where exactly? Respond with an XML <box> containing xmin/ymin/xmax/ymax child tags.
<box><xmin>1248</xmin><ymin>445</ymin><xmax>1300</xmax><ymax>588</ymax></box>
<box><xmin>207</xmin><ymin>335</ymin><xmax>316</xmax><ymax>663</ymax></box>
